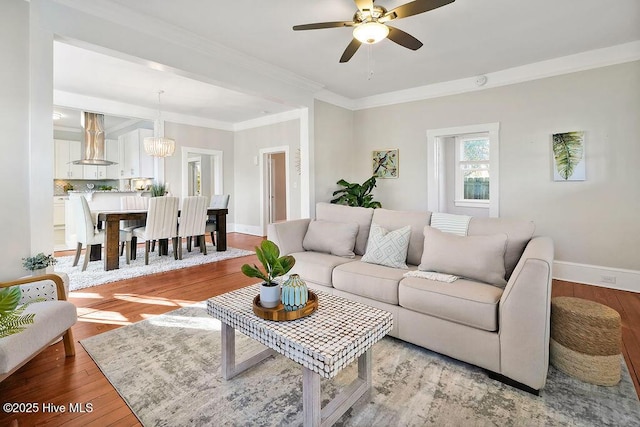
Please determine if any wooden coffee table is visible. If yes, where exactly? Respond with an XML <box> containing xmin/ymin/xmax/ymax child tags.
<box><xmin>207</xmin><ymin>284</ymin><xmax>393</xmax><ymax>427</ymax></box>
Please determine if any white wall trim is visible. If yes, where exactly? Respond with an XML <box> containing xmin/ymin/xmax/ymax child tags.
<box><xmin>180</xmin><ymin>146</ymin><xmax>223</xmax><ymax>200</ymax></box>
<box><xmin>231</xmin><ymin>223</ymin><xmax>264</xmax><ymax>237</ymax></box>
<box><xmin>259</xmin><ymin>146</ymin><xmax>291</xmax><ymax>236</ymax></box>
<box><xmin>55</xmin><ymin>90</ymin><xmax>235</xmax><ymax>131</ymax></box>
<box><xmin>317</xmin><ymin>41</ymin><xmax>640</xmax><ymax>112</ymax></box>
<box><xmin>553</xmin><ymin>261</ymin><xmax>640</xmax><ymax>294</ymax></box>
<box><xmin>426</xmin><ymin>123</ymin><xmax>500</xmax><ymax>217</ymax></box>
<box><xmin>233</xmin><ymin>109</ymin><xmax>301</xmax><ymax>132</ymax></box>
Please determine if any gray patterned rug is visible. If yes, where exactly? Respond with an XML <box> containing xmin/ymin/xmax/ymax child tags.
<box><xmin>81</xmin><ymin>302</ymin><xmax>640</xmax><ymax>426</ymax></box>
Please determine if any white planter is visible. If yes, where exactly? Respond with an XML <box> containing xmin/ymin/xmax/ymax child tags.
<box><xmin>260</xmin><ymin>283</ymin><xmax>281</xmax><ymax>308</ymax></box>
<box><xmin>31</xmin><ymin>268</ymin><xmax>47</xmax><ymax>276</ymax></box>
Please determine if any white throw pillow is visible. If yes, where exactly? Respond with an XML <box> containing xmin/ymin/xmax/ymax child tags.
<box><xmin>419</xmin><ymin>226</ymin><xmax>508</xmax><ymax>287</ymax></box>
<box><xmin>361</xmin><ymin>223</ymin><xmax>411</xmax><ymax>269</ymax></box>
<box><xmin>302</xmin><ymin>220</ymin><xmax>358</xmax><ymax>258</ymax></box>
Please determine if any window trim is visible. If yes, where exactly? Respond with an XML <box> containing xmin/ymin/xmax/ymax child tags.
<box><xmin>426</xmin><ymin>123</ymin><xmax>500</xmax><ymax>217</ymax></box>
<box><xmin>454</xmin><ymin>134</ymin><xmax>490</xmax><ymax>208</ymax></box>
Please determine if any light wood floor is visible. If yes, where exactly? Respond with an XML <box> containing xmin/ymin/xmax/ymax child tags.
<box><xmin>1</xmin><ymin>233</ymin><xmax>638</xmax><ymax>426</ymax></box>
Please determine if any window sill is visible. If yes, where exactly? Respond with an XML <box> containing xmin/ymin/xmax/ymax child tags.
<box><xmin>454</xmin><ymin>200</ymin><xmax>490</xmax><ymax>209</ymax></box>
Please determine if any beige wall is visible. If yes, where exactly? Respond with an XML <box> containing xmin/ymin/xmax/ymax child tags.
<box><xmin>233</xmin><ymin>119</ymin><xmax>301</xmax><ymax>231</ymax></box>
<box><xmin>313</xmin><ymin>100</ymin><xmax>355</xmax><ymax>203</ymax></box>
<box><xmin>164</xmin><ymin>122</ymin><xmax>234</xmax><ymax>221</ymax></box>
<box><xmin>346</xmin><ymin>62</ymin><xmax>640</xmax><ymax>270</ymax></box>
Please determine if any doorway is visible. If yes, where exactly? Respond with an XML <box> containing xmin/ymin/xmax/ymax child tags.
<box><xmin>187</xmin><ymin>156</ymin><xmax>202</xmax><ymax>196</ymax></box>
<box><xmin>181</xmin><ymin>147</ymin><xmax>223</xmax><ymax>200</ymax></box>
<box><xmin>259</xmin><ymin>146</ymin><xmax>290</xmax><ymax>235</ymax></box>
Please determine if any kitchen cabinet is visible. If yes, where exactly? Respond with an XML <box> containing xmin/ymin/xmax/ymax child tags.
<box><xmin>83</xmin><ymin>165</ymin><xmax>107</xmax><ymax>180</ymax></box>
<box><xmin>53</xmin><ymin>196</ymin><xmax>67</xmax><ymax>227</ymax></box>
<box><xmin>105</xmin><ymin>139</ymin><xmax>120</xmax><ymax>179</ymax></box>
<box><xmin>118</xmin><ymin>129</ymin><xmax>154</xmax><ymax>178</ymax></box>
<box><xmin>54</xmin><ymin>139</ymin><xmax>84</xmax><ymax>179</ymax></box>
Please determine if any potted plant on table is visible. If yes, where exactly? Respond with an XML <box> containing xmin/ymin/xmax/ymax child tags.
<box><xmin>22</xmin><ymin>253</ymin><xmax>57</xmax><ymax>276</ymax></box>
<box><xmin>0</xmin><ymin>287</ymin><xmax>36</xmax><ymax>338</ymax></box>
<box><xmin>241</xmin><ymin>240</ymin><xmax>295</xmax><ymax>308</ymax></box>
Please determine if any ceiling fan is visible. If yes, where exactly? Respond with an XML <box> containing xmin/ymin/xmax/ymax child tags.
<box><xmin>293</xmin><ymin>0</ymin><xmax>455</xmax><ymax>63</ymax></box>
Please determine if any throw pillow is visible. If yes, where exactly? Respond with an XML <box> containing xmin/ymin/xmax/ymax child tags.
<box><xmin>302</xmin><ymin>220</ymin><xmax>358</xmax><ymax>258</ymax></box>
<box><xmin>419</xmin><ymin>226</ymin><xmax>508</xmax><ymax>287</ymax></box>
<box><xmin>361</xmin><ymin>223</ymin><xmax>411</xmax><ymax>269</ymax></box>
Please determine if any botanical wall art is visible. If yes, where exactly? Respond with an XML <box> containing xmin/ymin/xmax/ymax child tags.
<box><xmin>552</xmin><ymin>131</ymin><xmax>585</xmax><ymax>181</ymax></box>
<box><xmin>372</xmin><ymin>149</ymin><xmax>399</xmax><ymax>179</ymax></box>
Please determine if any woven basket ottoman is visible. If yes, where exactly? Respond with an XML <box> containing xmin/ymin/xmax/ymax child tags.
<box><xmin>550</xmin><ymin>296</ymin><xmax>621</xmax><ymax>386</ymax></box>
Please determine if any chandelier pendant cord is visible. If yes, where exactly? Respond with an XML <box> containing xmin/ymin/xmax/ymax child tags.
<box><xmin>367</xmin><ymin>45</ymin><xmax>374</xmax><ymax>80</ymax></box>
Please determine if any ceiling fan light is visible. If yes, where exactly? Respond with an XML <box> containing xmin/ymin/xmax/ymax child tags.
<box><xmin>353</xmin><ymin>22</ymin><xmax>389</xmax><ymax>44</ymax></box>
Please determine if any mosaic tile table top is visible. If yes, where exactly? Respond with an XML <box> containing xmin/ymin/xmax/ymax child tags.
<box><xmin>207</xmin><ymin>284</ymin><xmax>393</xmax><ymax>379</ymax></box>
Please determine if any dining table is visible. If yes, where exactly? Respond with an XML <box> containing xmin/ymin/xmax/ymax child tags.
<box><xmin>94</xmin><ymin>208</ymin><xmax>228</xmax><ymax>271</ymax></box>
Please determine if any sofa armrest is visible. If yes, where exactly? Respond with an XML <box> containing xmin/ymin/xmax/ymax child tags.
<box><xmin>498</xmin><ymin>236</ymin><xmax>554</xmax><ymax>390</ymax></box>
<box><xmin>267</xmin><ymin>219</ymin><xmax>311</xmax><ymax>255</ymax></box>
<box><xmin>1</xmin><ymin>274</ymin><xmax>69</xmax><ymax>302</ymax></box>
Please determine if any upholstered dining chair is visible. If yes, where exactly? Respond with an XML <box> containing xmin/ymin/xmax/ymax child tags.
<box><xmin>120</xmin><ymin>195</ymin><xmax>149</xmax><ymax>257</ymax></box>
<box><xmin>132</xmin><ymin>196</ymin><xmax>180</xmax><ymax>265</ymax></box>
<box><xmin>178</xmin><ymin>196</ymin><xmax>209</xmax><ymax>259</ymax></box>
<box><xmin>205</xmin><ymin>194</ymin><xmax>230</xmax><ymax>246</ymax></box>
<box><xmin>72</xmin><ymin>197</ymin><xmax>132</xmax><ymax>271</ymax></box>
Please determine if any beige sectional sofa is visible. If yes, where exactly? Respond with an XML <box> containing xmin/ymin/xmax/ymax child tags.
<box><xmin>268</xmin><ymin>202</ymin><xmax>554</xmax><ymax>393</ymax></box>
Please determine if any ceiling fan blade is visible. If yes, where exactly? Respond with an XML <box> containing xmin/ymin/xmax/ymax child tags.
<box><xmin>384</xmin><ymin>0</ymin><xmax>454</xmax><ymax>21</ymax></box>
<box><xmin>339</xmin><ymin>38</ymin><xmax>362</xmax><ymax>63</ymax></box>
<box><xmin>354</xmin><ymin>0</ymin><xmax>374</xmax><ymax>13</ymax></box>
<box><xmin>293</xmin><ymin>21</ymin><xmax>355</xmax><ymax>31</ymax></box>
<box><xmin>386</xmin><ymin>26</ymin><xmax>423</xmax><ymax>50</ymax></box>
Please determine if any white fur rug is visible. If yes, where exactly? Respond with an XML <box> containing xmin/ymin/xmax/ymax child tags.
<box><xmin>55</xmin><ymin>243</ymin><xmax>254</xmax><ymax>291</ymax></box>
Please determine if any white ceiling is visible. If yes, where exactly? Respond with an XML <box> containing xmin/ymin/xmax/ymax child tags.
<box><xmin>54</xmin><ymin>0</ymin><xmax>640</xmax><ymax>127</ymax></box>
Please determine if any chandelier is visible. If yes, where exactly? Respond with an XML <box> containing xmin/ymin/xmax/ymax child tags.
<box><xmin>144</xmin><ymin>90</ymin><xmax>176</xmax><ymax>157</ymax></box>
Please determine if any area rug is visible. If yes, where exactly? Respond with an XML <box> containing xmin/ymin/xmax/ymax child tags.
<box><xmin>81</xmin><ymin>302</ymin><xmax>640</xmax><ymax>426</ymax></box>
<box><xmin>55</xmin><ymin>244</ymin><xmax>254</xmax><ymax>291</ymax></box>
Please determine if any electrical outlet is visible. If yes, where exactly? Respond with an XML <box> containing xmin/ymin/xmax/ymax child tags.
<box><xmin>600</xmin><ymin>275</ymin><xmax>617</xmax><ymax>284</ymax></box>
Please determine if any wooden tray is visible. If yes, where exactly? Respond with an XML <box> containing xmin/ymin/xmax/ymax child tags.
<box><xmin>253</xmin><ymin>290</ymin><xmax>318</xmax><ymax>321</ymax></box>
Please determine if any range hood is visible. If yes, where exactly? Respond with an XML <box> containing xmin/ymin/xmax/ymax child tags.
<box><xmin>72</xmin><ymin>112</ymin><xmax>117</xmax><ymax>166</ymax></box>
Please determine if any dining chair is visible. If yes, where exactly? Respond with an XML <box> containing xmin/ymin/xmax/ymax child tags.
<box><xmin>120</xmin><ymin>195</ymin><xmax>149</xmax><ymax>257</ymax></box>
<box><xmin>72</xmin><ymin>197</ymin><xmax>132</xmax><ymax>271</ymax></box>
<box><xmin>132</xmin><ymin>196</ymin><xmax>180</xmax><ymax>265</ymax></box>
<box><xmin>178</xmin><ymin>196</ymin><xmax>209</xmax><ymax>259</ymax></box>
<box><xmin>205</xmin><ymin>194</ymin><xmax>230</xmax><ymax>246</ymax></box>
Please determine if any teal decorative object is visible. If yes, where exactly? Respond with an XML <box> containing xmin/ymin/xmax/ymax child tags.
<box><xmin>281</xmin><ymin>274</ymin><xmax>308</xmax><ymax>312</ymax></box>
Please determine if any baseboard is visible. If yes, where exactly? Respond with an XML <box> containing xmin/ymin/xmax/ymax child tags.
<box><xmin>230</xmin><ymin>223</ymin><xmax>264</xmax><ymax>237</ymax></box>
<box><xmin>553</xmin><ymin>261</ymin><xmax>640</xmax><ymax>294</ymax></box>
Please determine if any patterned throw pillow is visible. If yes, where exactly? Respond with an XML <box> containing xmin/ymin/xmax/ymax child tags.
<box><xmin>362</xmin><ymin>223</ymin><xmax>411</xmax><ymax>269</ymax></box>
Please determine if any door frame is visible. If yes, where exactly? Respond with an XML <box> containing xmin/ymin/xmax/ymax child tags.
<box><xmin>259</xmin><ymin>146</ymin><xmax>291</xmax><ymax>236</ymax></box>
<box><xmin>181</xmin><ymin>146</ymin><xmax>223</xmax><ymax>199</ymax></box>
<box><xmin>426</xmin><ymin>123</ymin><xmax>500</xmax><ymax>217</ymax></box>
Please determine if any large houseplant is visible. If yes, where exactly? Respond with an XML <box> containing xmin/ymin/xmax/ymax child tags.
<box><xmin>241</xmin><ymin>240</ymin><xmax>295</xmax><ymax>308</ymax></box>
<box><xmin>330</xmin><ymin>176</ymin><xmax>382</xmax><ymax>208</ymax></box>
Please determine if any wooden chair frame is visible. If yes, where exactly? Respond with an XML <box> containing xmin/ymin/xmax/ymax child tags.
<box><xmin>0</xmin><ymin>274</ymin><xmax>76</xmax><ymax>382</ymax></box>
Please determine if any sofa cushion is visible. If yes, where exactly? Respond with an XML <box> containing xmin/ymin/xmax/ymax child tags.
<box><xmin>468</xmin><ymin>217</ymin><xmax>535</xmax><ymax>280</ymax></box>
<box><xmin>289</xmin><ymin>251</ymin><xmax>356</xmax><ymax>288</ymax></box>
<box><xmin>333</xmin><ymin>261</ymin><xmax>413</xmax><ymax>305</ymax></box>
<box><xmin>0</xmin><ymin>300</ymin><xmax>76</xmax><ymax>374</ymax></box>
<box><xmin>399</xmin><ymin>276</ymin><xmax>503</xmax><ymax>332</ymax></box>
<box><xmin>316</xmin><ymin>202</ymin><xmax>374</xmax><ymax>256</ymax></box>
<box><xmin>361</xmin><ymin>224</ymin><xmax>411</xmax><ymax>269</ymax></box>
<box><xmin>419</xmin><ymin>226</ymin><xmax>508</xmax><ymax>287</ymax></box>
<box><xmin>302</xmin><ymin>220</ymin><xmax>358</xmax><ymax>258</ymax></box>
<box><xmin>371</xmin><ymin>208</ymin><xmax>431</xmax><ymax>266</ymax></box>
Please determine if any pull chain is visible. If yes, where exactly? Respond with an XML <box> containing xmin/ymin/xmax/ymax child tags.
<box><xmin>367</xmin><ymin>45</ymin><xmax>374</xmax><ymax>80</ymax></box>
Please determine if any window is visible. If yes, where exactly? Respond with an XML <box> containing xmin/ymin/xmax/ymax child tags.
<box><xmin>455</xmin><ymin>133</ymin><xmax>490</xmax><ymax>207</ymax></box>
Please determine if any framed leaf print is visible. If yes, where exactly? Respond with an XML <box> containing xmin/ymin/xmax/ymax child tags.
<box><xmin>552</xmin><ymin>131</ymin><xmax>585</xmax><ymax>181</ymax></box>
<box><xmin>372</xmin><ymin>149</ymin><xmax>399</xmax><ymax>179</ymax></box>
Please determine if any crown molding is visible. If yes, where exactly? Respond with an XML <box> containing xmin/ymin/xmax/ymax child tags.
<box><xmin>233</xmin><ymin>110</ymin><xmax>302</xmax><ymax>132</ymax></box>
<box><xmin>54</xmin><ymin>90</ymin><xmax>235</xmax><ymax>131</ymax></box>
<box><xmin>317</xmin><ymin>41</ymin><xmax>640</xmax><ymax>111</ymax></box>
<box><xmin>50</xmin><ymin>0</ymin><xmax>324</xmax><ymax>95</ymax></box>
